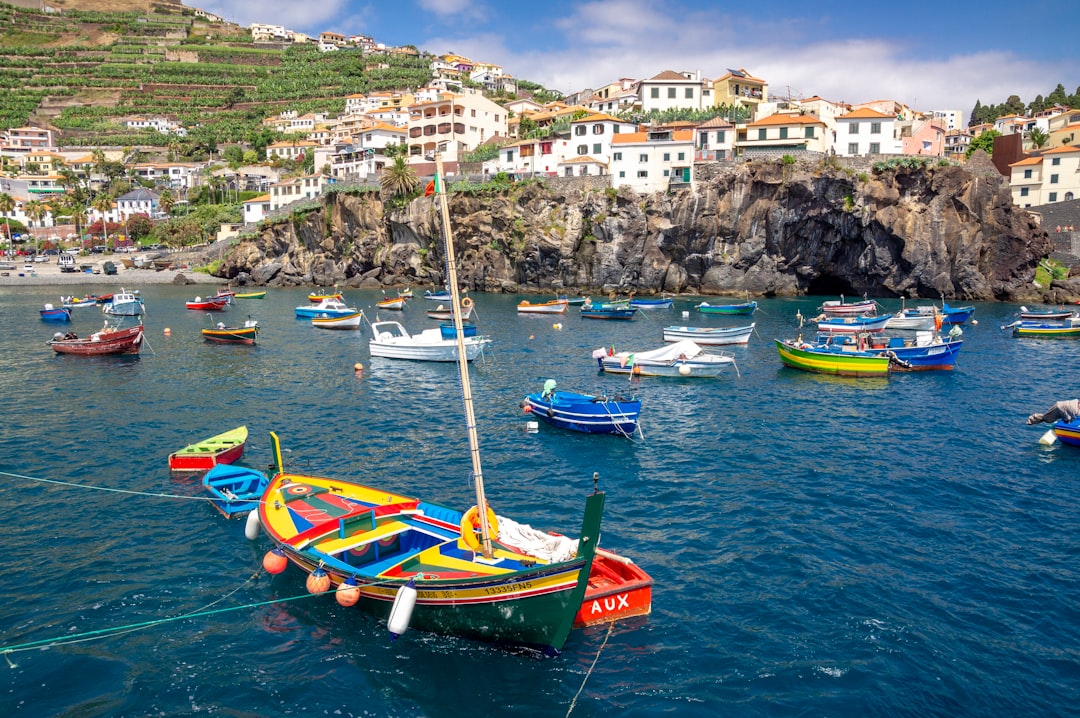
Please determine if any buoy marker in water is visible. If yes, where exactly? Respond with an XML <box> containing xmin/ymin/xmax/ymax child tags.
<box><xmin>244</xmin><ymin>510</ymin><xmax>261</xmax><ymax>540</ymax></box>
<box><xmin>262</xmin><ymin>547</ymin><xmax>288</xmax><ymax>574</ymax></box>
<box><xmin>387</xmin><ymin>578</ymin><xmax>417</xmax><ymax>641</ymax></box>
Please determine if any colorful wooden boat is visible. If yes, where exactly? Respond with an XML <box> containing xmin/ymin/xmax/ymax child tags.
<box><xmin>575</xmin><ymin>549</ymin><xmax>654</xmax><ymax>627</ymax></box>
<box><xmin>1006</xmin><ymin>317</ymin><xmax>1080</xmax><ymax>338</ymax></box>
<box><xmin>168</xmin><ymin>425</ymin><xmax>248</xmax><ymax>473</ymax></box>
<box><xmin>833</xmin><ymin>333</ymin><xmax>962</xmax><ymax>370</ymax></box>
<box><xmin>518</xmin><ymin>299</ymin><xmax>569</xmax><ymax>314</ymax></box>
<box><xmin>102</xmin><ymin>289</ymin><xmax>143</xmax><ymax>316</ymax></box>
<box><xmin>426</xmin><ymin>302</ymin><xmax>473</xmax><ymax>320</ymax></box>
<box><xmin>213</xmin><ymin>287</ymin><xmax>235</xmax><ymax>303</ymax></box>
<box><xmin>662</xmin><ymin>323</ymin><xmax>755</xmax><ymax>345</ymax></box>
<box><xmin>202</xmin><ymin>464</ymin><xmax>269</xmax><ymax>517</ymax></box>
<box><xmin>61</xmin><ymin>296</ymin><xmax>98</xmax><ymax>309</ymax></box>
<box><xmin>295</xmin><ymin>298</ymin><xmax>358</xmax><ymax>319</ymax></box>
<box><xmin>557</xmin><ymin>295</ymin><xmax>589</xmax><ymax>306</ymax></box>
<box><xmin>399</xmin><ymin>288</ymin><xmax>414</xmax><ymax>299</ymax></box>
<box><xmin>818</xmin><ymin>298</ymin><xmax>877</xmax><ymax>316</ymax></box>
<box><xmin>1053</xmin><ymin>418</ymin><xmax>1080</xmax><ymax>447</ymax></box>
<box><xmin>312</xmin><ymin>311</ymin><xmax>362</xmax><ymax>330</ymax></box>
<box><xmin>309</xmin><ymin>291</ymin><xmax>343</xmax><ymax>303</ymax></box>
<box><xmin>39</xmin><ymin>304</ymin><xmax>72</xmax><ymax>322</ymax></box>
<box><xmin>939</xmin><ymin>303</ymin><xmax>975</xmax><ymax>325</ymax></box>
<box><xmin>523</xmin><ymin>385</ymin><xmax>641</xmax><ymax>436</ymax></box>
<box><xmin>695</xmin><ymin>300</ymin><xmax>757</xmax><ymax>315</ymax></box>
<box><xmin>48</xmin><ymin>323</ymin><xmax>143</xmax><ymax>356</ymax></box>
<box><xmin>253</xmin><ymin>160</ymin><xmax>615</xmax><ymax>655</ymax></box>
<box><xmin>234</xmin><ymin>290</ymin><xmax>266</xmax><ymax>300</ymax></box>
<box><xmin>815</xmin><ymin>314</ymin><xmax>891</xmax><ymax>334</ymax></box>
<box><xmin>186</xmin><ymin>296</ymin><xmax>230</xmax><ymax>311</ymax></box>
<box><xmin>202</xmin><ymin>320</ymin><xmax>259</xmax><ymax>345</ymax></box>
<box><xmin>423</xmin><ymin>289</ymin><xmax>452</xmax><ymax>301</ymax></box>
<box><xmin>376</xmin><ymin>297</ymin><xmax>407</xmax><ymax>311</ymax></box>
<box><xmin>775</xmin><ymin>338</ymin><xmax>891</xmax><ymax>377</ymax></box>
<box><xmin>595</xmin><ymin>340</ymin><xmax>736</xmax><ymax>377</ymax></box>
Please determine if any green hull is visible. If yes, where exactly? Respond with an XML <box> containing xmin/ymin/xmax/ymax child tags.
<box><xmin>776</xmin><ymin>339</ymin><xmax>890</xmax><ymax>376</ymax></box>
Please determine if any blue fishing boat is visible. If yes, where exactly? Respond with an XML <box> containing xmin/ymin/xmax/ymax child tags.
<box><xmin>523</xmin><ymin>381</ymin><xmax>641</xmax><ymax>436</ymax></box>
<box><xmin>815</xmin><ymin>313</ymin><xmax>891</xmax><ymax>334</ymax></box>
<box><xmin>940</xmin><ymin>303</ymin><xmax>975</xmax><ymax>324</ymax></box>
<box><xmin>202</xmin><ymin>464</ymin><xmax>269</xmax><ymax>517</ymax></box>
<box><xmin>102</xmin><ymin>289</ymin><xmax>144</xmax><ymax>316</ymax></box>
<box><xmin>1027</xmin><ymin>400</ymin><xmax>1080</xmax><ymax>447</ymax></box>
<box><xmin>295</xmin><ymin>297</ymin><xmax>358</xmax><ymax>319</ymax></box>
<box><xmin>580</xmin><ymin>302</ymin><xmax>636</xmax><ymax>320</ymax></box>
<box><xmin>39</xmin><ymin>304</ymin><xmax>72</xmax><ymax>322</ymax></box>
<box><xmin>439</xmin><ymin>322</ymin><xmax>477</xmax><ymax>339</ymax></box>
<box><xmin>424</xmin><ymin>288</ymin><xmax>451</xmax><ymax>301</ymax></box>
<box><xmin>836</xmin><ymin>334</ymin><xmax>963</xmax><ymax>370</ymax></box>
<box><xmin>629</xmin><ymin>297</ymin><xmax>673</xmax><ymax>309</ymax></box>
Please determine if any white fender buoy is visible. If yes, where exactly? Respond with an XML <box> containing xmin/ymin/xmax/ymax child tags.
<box><xmin>244</xmin><ymin>510</ymin><xmax>261</xmax><ymax>540</ymax></box>
<box><xmin>678</xmin><ymin>364</ymin><xmax>692</xmax><ymax>376</ymax></box>
<box><xmin>1039</xmin><ymin>429</ymin><xmax>1058</xmax><ymax>446</ymax></box>
<box><xmin>387</xmin><ymin>578</ymin><xmax>417</xmax><ymax>641</ymax></box>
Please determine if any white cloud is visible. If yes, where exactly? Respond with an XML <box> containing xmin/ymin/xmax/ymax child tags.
<box><xmin>416</xmin><ymin>0</ymin><xmax>480</xmax><ymax>17</ymax></box>
<box><xmin>200</xmin><ymin>0</ymin><xmax>366</xmax><ymax>35</ymax></box>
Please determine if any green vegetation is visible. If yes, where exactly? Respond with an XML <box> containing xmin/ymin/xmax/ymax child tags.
<box><xmin>1035</xmin><ymin>258</ymin><xmax>1070</xmax><ymax>288</ymax></box>
<box><xmin>968</xmin><ymin>84</ymin><xmax>1080</xmax><ymax>127</ymax></box>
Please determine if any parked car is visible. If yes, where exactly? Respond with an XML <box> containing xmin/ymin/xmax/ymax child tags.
<box><xmin>91</xmin><ymin>245</ymin><xmax>108</xmax><ymax>254</ymax></box>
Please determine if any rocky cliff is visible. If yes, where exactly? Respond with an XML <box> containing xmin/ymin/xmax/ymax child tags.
<box><xmin>218</xmin><ymin>153</ymin><xmax>1071</xmax><ymax>302</ymax></box>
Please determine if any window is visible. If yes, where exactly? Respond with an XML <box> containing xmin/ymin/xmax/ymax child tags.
<box><xmin>1020</xmin><ymin>187</ymin><xmax>1029</xmax><ymax>196</ymax></box>
<box><xmin>593</xmin><ymin>124</ymin><xmax>604</xmax><ymax>134</ymax></box>
<box><xmin>805</xmin><ymin>127</ymin><xmax>815</xmax><ymax>138</ymax></box>
<box><xmin>667</xmin><ymin>88</ymin><xmax>676</xmax><ymax>98</ymax></box>
<box><xmin>639</xmin><ymin>154</ymin><xmax>648</xmax><ymax>162</ymax></box>
<box><xmin>541</xmin><ymin>141</ymin><xmax>552</xmax><ymax>155</ymax></box>
<box><xmin>470</xmin><ymin>109</ymin><xmax>476</xmax><ymax>118</ymax></box>
<box><xmin>848</xmin><ymin>143</ymin><xmax>859</xmax><ymax>155</ymax></box>
<box><xmin>650</xmin><ymin>88</ymin><xmax>659</xmax><ymax>99</ymax></box>
<box><xmin>685</xmin><ymin>88</ymin><xmax>693</xmax><ymax>99</ymax></box>
<box><xmin>1049</xmin><ymin>192</ymin><xmax>1058</xmax><ymax>202</ymax></box>
<box><xmin>677</xmin><ymin>152</ymin><xmax>685</xmax><ymax>161</ymax></box>
<box><xmin>637</xmin><ymin>170</ymin><xmax>648</xmax><ymax>177</ymax></box>
<box><xmin>618</xmin><ymin>171</ymin><xmax>625</xmax><ymax>178</ymax></box>
<box><xmin>663</xmin><ymin>153</ymin><xmax>670</xmax><ymax>161</ymax></box>
<box><xmin>593</xmin><ymin>143</ymin><xmax>601</xmax><ymax>154</ymax></box>
<box><xmin>663</xmin><ymin>169</ymin><xmax>670</xmax><ymax>177</ymax></box>
<box><xmin>613</xmin><ymin>126</ymin><xmax>620</xmax><ymax>134</ymax></box>
<box><xmin>1052</xmin><ymin>157</ymin><xmax>1060</xmax><ymax>166</ymax></box>
<box><xmin>577</xmin><ymin>145</ymin><xmax>588</xmax><ymax>155</ymax></box>
<box><xmin>1050</xmin><ymin>174</ymin><xmax>1059</xmax><ymax>184</ymax></box>
<box><xmin>564</xmin><ymin>168</ymin><xmax>573</xmax><ymax>177</ymax></box>
<box><xmin>757</xmin><ymin>129</ymin><xmax>766</xmax><ymax>140</ymax></box>
<box><xmin>1024</xmin><ymin>169</ymin><xmax>1032</xmax><ymax>179</ymax></box>
<box><xmin>869</xmin><ymin>143</ymin><xmax>880</xmax><ymax>154</ymax></box>
<box><xmin>613</xmin><ymin>152</ymin><xmax>622</xmax><ymax>161</ymax></box>
<box><xmin>780</xmin><ymin>128</ymin><xmax>788</xmax><ymax>139</ymax></box>
<box><xmin>850</xmin><ymin>123</ymin><xmax>859</xmax><ymax>134</ymax></box>
<box><xmin>575</xmin><ymin>125</ymin><xmax>586</xmax><ymax>136</ymax></box>
<box><xmin>870</xmin><ymin>122</ymin><xmax>881</xmax><ymax>134</ymax></box>
<box><xmin>717</xmin><ymin>130</ymin><xmax>726</xmax><ymax>143</ymax></box>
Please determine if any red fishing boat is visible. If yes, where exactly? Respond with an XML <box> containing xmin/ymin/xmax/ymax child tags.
<box><xmin>168</xmin><ymin>426</ymin><xmax>248</xmax><ymax>472</ymax></box>
<box><xmin>48</xmin><ymin>323</ymin><xmax>144</xmax><ymax>356</ymax></box>
<box><xmin>575</xmin><ymin>549</ymin><xmax>654</xmax><ymax>627</ymax></box>
<box><xmin>185</xmin><ymin>296</ymin><xmax>229</xmax><ymax>311</ymax></box>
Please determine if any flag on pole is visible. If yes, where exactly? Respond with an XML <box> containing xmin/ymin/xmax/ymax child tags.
<box><xmin>424</xmin><ymin>173</ymin><xmax>441</xmax><ymax>197</ymax></box>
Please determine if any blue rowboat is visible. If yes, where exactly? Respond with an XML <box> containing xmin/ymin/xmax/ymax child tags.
<box><xmin>940</xmin><ymin>303</ymin><xmax>975</xmax><ymax>324</ymax></box>
<box><xmin>580</xmin><ymin>306</ymin><xmax>636</xmax><ymax>320</ymax></box>
<box><xmin>439</xmin><ymin>322</ymin><xmax>477</xmax><ymax>339</ymax></box>
<box><xmin>295</xmin><ymin>298</ymin><xmax>358</xmax><ymax>318</ymax></box>
<box><xmin>202</xmin><ymin>464</ymin><xmax>269</xmax><ymax>517</ymax></box>
<box><xmin>40</xmin><ymin>304</ymin><xmax>72</xmax><ymax>322</ymax></box>
<box><xmin>815</xmin><ymin>314</ymin><xmax>891</xmax><ymax>334</ymax></box>
<box><xmin>1054</xmin><ymin>417</ymin><xmax>1080</xmax><ymax>447</ymax></box>
<box><xmin>629</xmin><ymin>297</ymin><xmax>673</xmax><ymax>309</ymax></box>
<box><xmin>523</xmin><ymin>388</ymin><xmax>641</xmax><ymax>436</ymax></box>
<box><xmin>695</xmin><ymin>300</ymin><xmax>757</xmax><ymax>315</ymax></box>
<box><xmin>424</xmin><ymin>289</ymin><xmax>452</xmax><ymax>301</ymax></box>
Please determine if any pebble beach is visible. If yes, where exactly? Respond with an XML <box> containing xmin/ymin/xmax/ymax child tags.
<box><xmin>0</xmin><ymin>256</ymin><xmax>226</xmax><ymax>287</ymax></box>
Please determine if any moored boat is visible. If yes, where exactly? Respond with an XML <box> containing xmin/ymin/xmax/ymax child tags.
<box><xmin>522</xmin><ymin>381</ymin><xmax>641</xmax><ymax>436</ymax></box>
<box><xmin>775</xmin><ymin>337</ymin><xmax>893</xmax><ymax>377</ymax></box>
<box><xmin>308</xmin><ymin>290</ymin><xmax>343</xmax><ymax>303</ymax></box>
<box><xmin>1026</xmin><ymin>399</ymin><xmax>1080</xmax><ymax>447</ymax></box>
<box><xmin>580</xmin><ymin>302</ymin><xmax>637</xmax><ymax>320</ymax></box>
<box><xmin>202</xmin><ymin>464</ymin><xmax>269</xmax><ymax>517</ymax></box>
<box><xmin>1005</xmin><ymin>316</ymin><xmax>1080</xmax><ymax>338</ymax></box>
<box><xmin>312</xmin><ymin>311</ymin><xmax>362</xmax><ymax>330</ymax></box>
<box><xmin>575</xmin><ymin>549</ymin><xmax>654</xmax><ymax>627</ymax></box>
<box><xmin>102</xmin><ymin>288</ymin><xmax>143</xmax><ymax>316</ymax></box>
<box><xmin>369</xmin><ymin>319</ymin><xmax>489</xmax><ymax>362</ymax></box>
<box><xmin>47</xmin><ymin>322</ymin><xmax>143</xmax><ymax>356</ymax></box>
<box><xmin>376</xmin><ymin>297</ymin><xmax>407</xmax><ymax>311</ymax></box>
<box><xmin>1018</xmin><ymin>306</ymin><xmax>1077</xmax><ymax>321</ymax></box>
<box><xmin>168</xmin><ymin>425</ymin><xmax>248</xmax><ymax>473</ymax></box>
<box><xmin>39</xmin><ymin>304</ymin><xmax>72</xmax><ymax>322</ymax></box>
<box><xmin>517</xmin><ymin>299</ymin><xmax>568</xmax><ymax>314</ymax></box>
<box><xmin>426</xmin><ymin>300</ymin><xmax>473</xmax><ymax>321</ymax></box>
<box><xmin>295</xmin><ymin>297</ymin><xmax>358</xmax><ymax>319</ymax></box>
<box><xmin>841</xmin><ymin>332</ymin><xmax>963</xmax><ymax>371</ymax></box>
<box><xmin>815</xmin><ymin>313</ymin><xmax>891</xmax><ymax>334</ymax></box>
<box><xmin>186</xmin><ymin>296</ymin><xmax>230</xmax><ymax>311</ymax></box>
<box><xmin>202</xmin><ymin>319</ymin><xmax>259</xmax><ymax>345</ymax></box>
<box><xmin>629</xmin><ymin>297</ymin><xmax>673</xmax><ymax>309</ymax></box>
<box><xmin>423</xmin><ymin>288</ymin><xmax>452</xmax><ymax>301</ymax></box>
<box><xmin>818</xmin><ymin>297</ymin><xmax>877</xmax><ymax>316</ymax></box>
<box><xmin>695</xmin><ymin>300</ymin><xmax>757</xmax><ymax>315</ymax></box>
<box><xmin>662</xmin><ymin>323</ymin><xmax>755</xmax><ymax>345</ymax></box>
<box><xmin>594</xmin><ymin>339</ymin><xmax>736</xmax><ymax>377</ymax></box>
<box><xmin>234</xmin><ymin>290</ymin><xmax>267</xmax><ymax>300</ymax></box>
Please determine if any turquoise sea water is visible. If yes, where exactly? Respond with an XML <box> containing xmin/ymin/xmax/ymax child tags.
<box><xmin>1</xmin><ymin>285</ymin><xmax>1077</xmax><ymax>717</ymax></box>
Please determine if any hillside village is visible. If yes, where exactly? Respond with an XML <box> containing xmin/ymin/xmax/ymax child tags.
<box><xmin>1</xmin><ymin>0</ymin><xmax>1078</xmax><ymax>259</ymax></box>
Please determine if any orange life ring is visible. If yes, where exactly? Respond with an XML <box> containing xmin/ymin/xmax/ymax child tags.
<box><xmin>461</xmin><ymin>297</ymin><xmax>474</xmax><ymax>309</ymax></box>
<box><xmin>459</xmin><ymin>504</ymin><xmax>498</xmax><ymax>550</ymax></box>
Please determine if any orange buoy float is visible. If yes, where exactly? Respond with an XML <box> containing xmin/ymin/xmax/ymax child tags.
<box><xmin>163</xmin><ymin>327</ymin><xmax>171</xmax><ymax>336</ymax></box>
<box><xmin>459</xmin><ymin>504</ymin><xmax>499</xmax><ymax>551</ymax></box>
<box><xmin>336</xmin><ymin>576</ymin><xmax>361</xmax><ymax>607</ymax></box>
<box><xmin>262</xmin><ymin>547</ymin><xmax>288</xmax><ymax>574</ymax></box>
<box><xmin>306</xmin><ymin>567</ymin><xmax>331</xmax><ymax>594</ymax></box>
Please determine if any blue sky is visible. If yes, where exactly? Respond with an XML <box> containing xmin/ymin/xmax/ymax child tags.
<box><xmin>200</xmin><ymin>0</ymin><xmax>1078</xmax><ymax>120</ymax></box>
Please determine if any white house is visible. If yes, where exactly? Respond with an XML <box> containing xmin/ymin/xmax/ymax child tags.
<box><xmin>406</xmin><ymin>88</ymin><xmax>507</xmax><ymax>164</ymax></box>
<box><xmin>243</xmin><ymin>194</ymin><xmax>271</xmax><ymax>223</ymax></box>
<box><xmin>609</xmin><ymin>128</ymin><xmax>696</xmax><ymax>193</ymax></box>
<box><xmin>835</xmin><ymin>108</ymin><xmax>902</xmax><ymax>156</ymax></box>
<box><xmin>739</xmin><ymin>113</ymin><xmax>829</xmax><ymax>155</ymax></box>
<box><xmin>639</xmin><ymin>70</ymin><xmax>709</xmax><ymax>113</ymax></box>
<box><xmin>556</xmin><ymin>156</ymin><xmax>608</xmax><ymax>177</ymax></box>
<box><xmin>695</xmin><ymin>116</ymin><xmax>736</xmax><ymax>160</ymax></box>
<box><xmin>498</xmin><ymin>137</ymin><xmax>570</xmax><ymax>176</ymax></box>
<box><xmin>1009</xmin><ymin>145</ymin><xmax>1080</xmax><ymax>207</ymax></box>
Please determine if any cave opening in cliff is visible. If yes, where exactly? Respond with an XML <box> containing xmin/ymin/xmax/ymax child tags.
<box><xmin>805</xmin><ymin>275</ymin><xmax>855</xmax><ymax>297</ymax></box>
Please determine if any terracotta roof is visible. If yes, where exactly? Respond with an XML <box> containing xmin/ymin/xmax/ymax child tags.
<box><xmin>1009</xmin><ymin>157</ymin><xmax>1043</xmax><ymax>167</ymax></box>
<box><xmin>244</xmin><ymin>194</ymin><xmax>271</xmax><ymax>203</ymax></box>
<box><xmin>611</xmin><ymin>129</ymin><xmax>694</xmax><ymax>144</ymax></box>
<box><xmin>572</xmin><ymin>112</ymin><xmax>626</xmax><ymax>124</ymax></box>
<box><xmin>839</xmin><ymin>108</ymin><xmax>893</xmax><ymax>120</ymax></box>
<box><xmin>560</xmin><ymin>156</ymin><xmax>608</xmax><ymax>166</ymax></box>
<box><xmin>747</xmin><ymin>113</ymin><xmax>823</xmax><ymax>127</ymax></box>
<box><xmin>698</xmin><ymin>116</ymin><xmax>735</xmax><ymax>129</ymax></box>
<box><xmin>1041</xmin><ymin>144</ymin><xmax>1080</xmax><ymax>155</ymax></box>
<box><xmin>646</xmin><ymin>70</ymin><xmax>694</xmax><ymax>82</ymax></box>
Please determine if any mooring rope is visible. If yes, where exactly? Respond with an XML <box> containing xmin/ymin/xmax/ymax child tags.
<box><xmin>0</xmin><ymin>571</ymin><xmax>323</xmax><ymax>666</ymax></box>
<box><xmin>0</xmin><ymin>468</ymin><xmax>237</xmax><ymax>505</ymax></box>
<box><xmin>565</xmin><ymin>621</ymin><xmax>615</xmax><ymax>717</ymax></box>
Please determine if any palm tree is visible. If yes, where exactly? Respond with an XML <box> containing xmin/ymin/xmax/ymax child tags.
<box><xmin>0</xmin><ymin>192</ymin><xmax>14</xmax><ymax>253</ymax></box>
<box><xmin>69</xmin><ymin>202</ymin><xmax>88</xmax><ymax>245</ymax></box>
<box><xmin>1026</xmin><ymin>127</ymin><xmax>1050</xmax><ymax>149</ymax></box>
<box><xmin>92</xmin><ymin>193</ymin><xmax>114</xmax><ymax>248</ymax></box>
<box><xmin>158</xmin><ymin>189</ymin><xmax>175</xmax><ymax>217</ymax></box>
<box><xmin>379</xmin><ymin>156</ymin><xmax>419</xmax><ymax>198</ymax></box>
<box><xmin>24</xmin><ymin>199</ymin><xmax>47</xmax><ymax>254</ymax></box>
